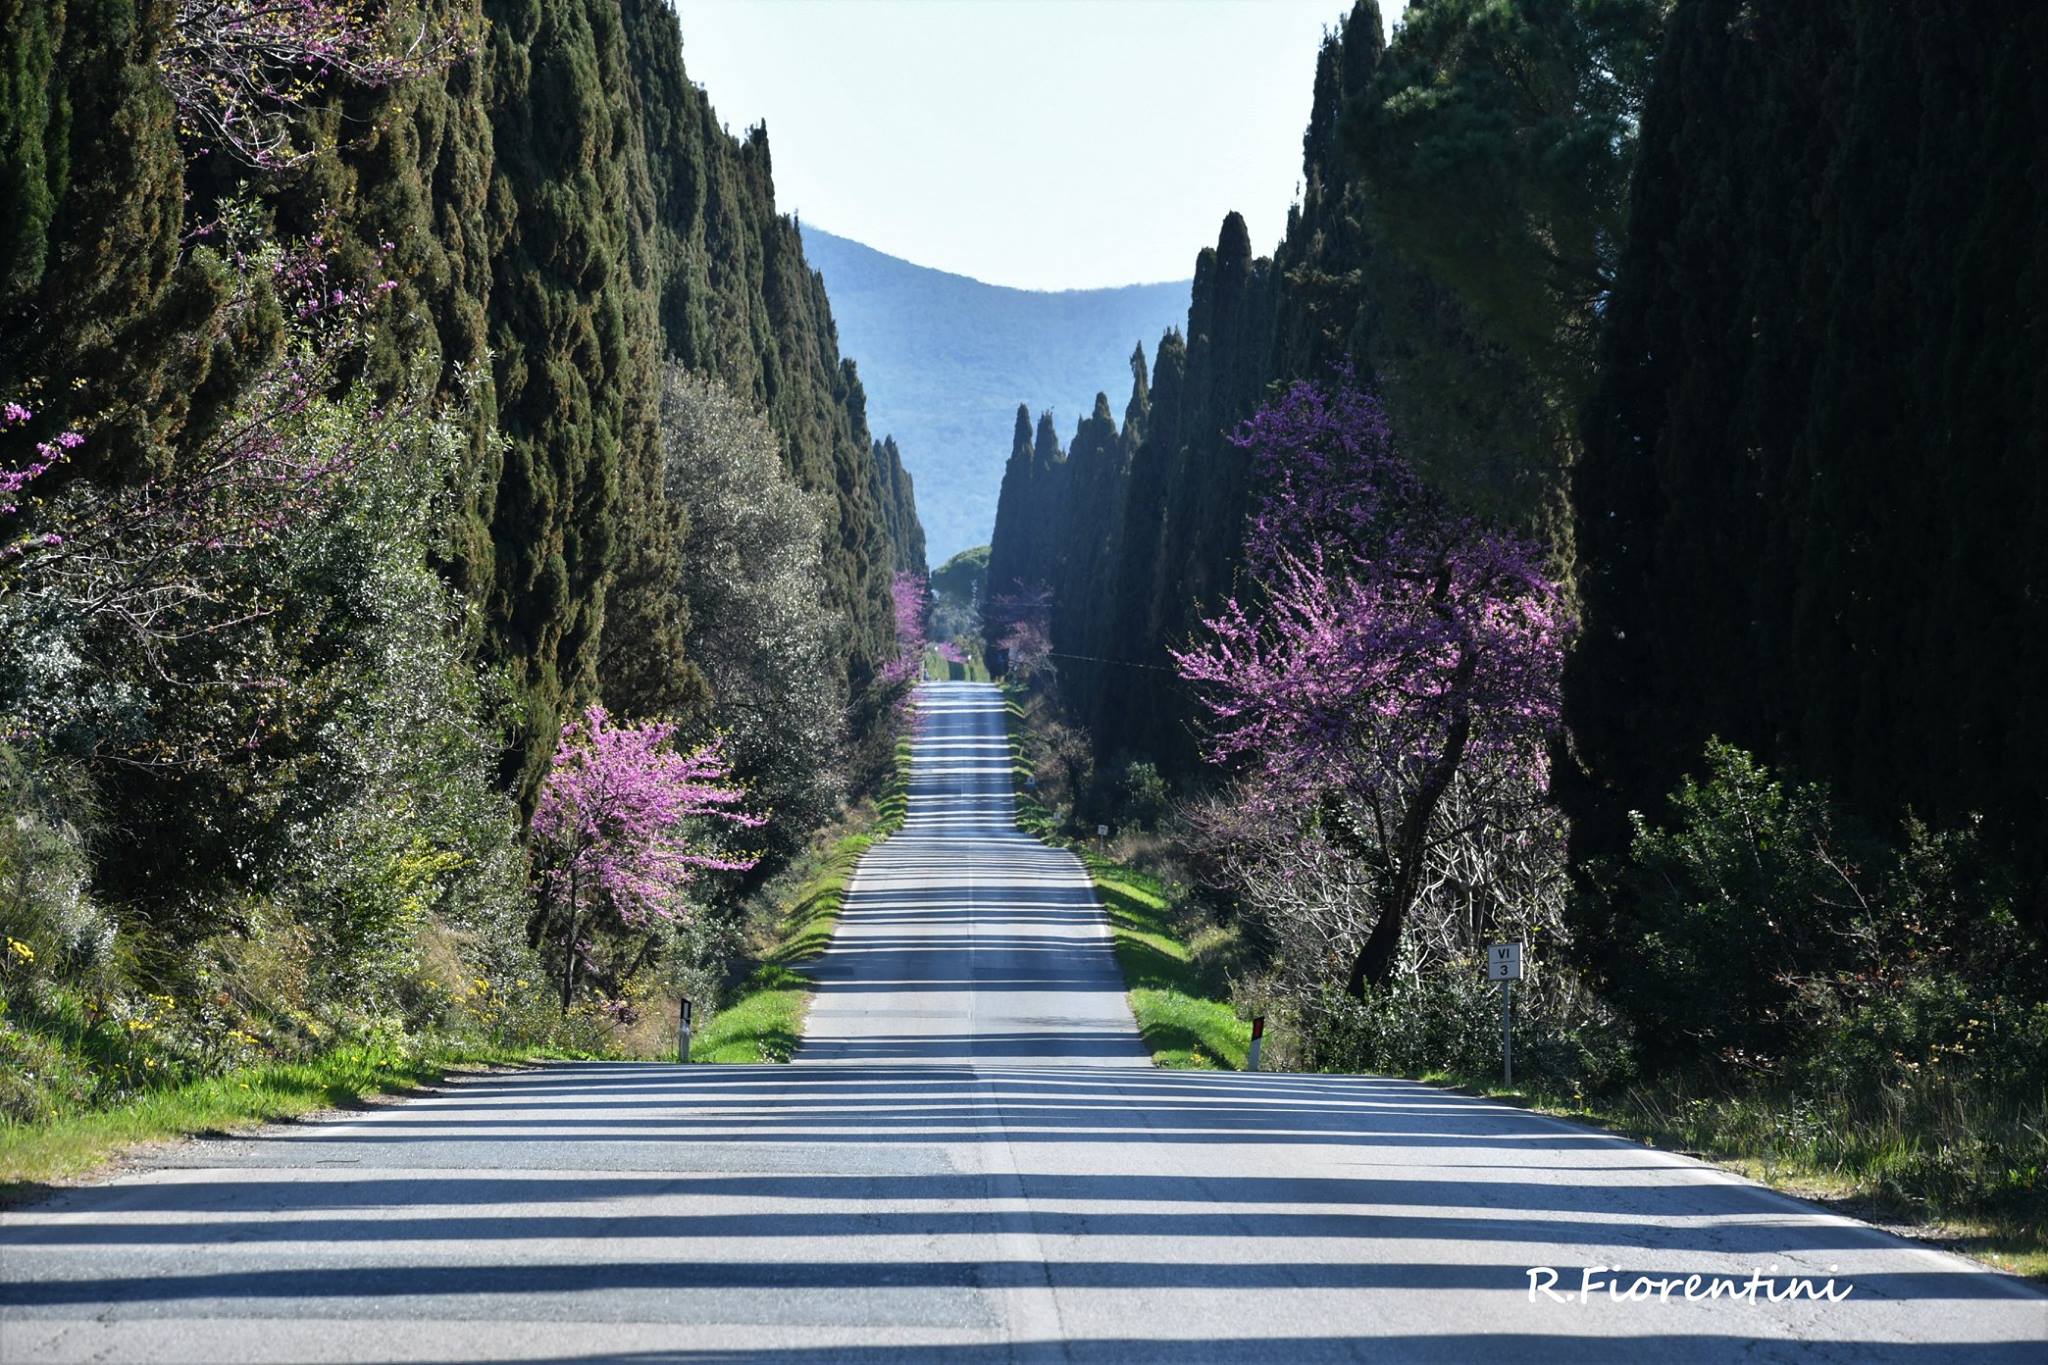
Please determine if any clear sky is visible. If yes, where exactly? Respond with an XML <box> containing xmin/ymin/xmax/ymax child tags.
<box><xmin>673</xmin><ymin>0</ymin><xmax>1393</xmax><ymax>292</ymax></box>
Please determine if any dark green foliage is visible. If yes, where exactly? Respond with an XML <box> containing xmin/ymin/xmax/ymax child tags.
<box><xmin>1592</xmin><ymin>743</ymin><xmax>1883</xmax><ymax>1063</ymax></box>
<box><xmin>292</xmin><ymin>0</ymin><xmax>499</xmax><ymax>590</ymax></box>
<box><xmin>1093</xmin><ymin>327</ymin><xmax>1186</xmax><ymax>751</ymax></box>
<box><xmin>1046</xmin><ymin>391</ymin><xmax>1130</xmax><ymax>682</ymax></box>
<box><xmin>0</xmin><ymin>0</ymin><xmax>63</xmax><ymax>308</ymax></box>
<box><xmin>984</xmin><ymin>406</ymin><xmax>1055</xmax><ymax>609</ymax></box>
<box><xmin>1340</xmin><ymin>0</ymin><xmax>1664</xmax><ymax>404</ymax></box>
<box><xmin>1281</xmin><ymin>0</ymin><xmax>1568</xmax><ymax>532</ymax></box>
<box><xmin>869</xmin><ymin>435</ymin><xmax>926</xmax><ymax>576</ymax></box>
<box><xmin>0</xmin><ymin>0</ymin><xmax>275</xmax><ymax>482</ymax></box>
<box><xmin>478</xmin><ymin>0</ymin><xmax>659</xmax><ymax>795</ymax></box>
<box><xmin>1592</xmin><ymin>743</ymin><xmax>2048</xmax><ymax>1105</ymax></box>
<box><xmin>1562</xmin><ymin>0</ymin><xmax>2048</xmax><ymax>939</ymax></box>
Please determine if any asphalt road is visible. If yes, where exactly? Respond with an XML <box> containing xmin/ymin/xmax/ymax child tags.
<box><xmin>2</xmin><ymin>681</ymin><xmax>2042</xmax><ymax>1362</ymax></box>
<box><xmin>799</xmin><ymin>681</ymin><xmax>1147</xmax><ymax>1067</ymax></box>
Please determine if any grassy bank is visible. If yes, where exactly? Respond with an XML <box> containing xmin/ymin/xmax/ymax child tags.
<box><xmin>0</xmin><ymin>1039</ymin><xmax>574</xmax><ymax>1199</ymax></box>
<box><xmin>1003</xmin><ymin>690</ymin><xmax>1060</xmax><ymax>842</ymax></box>
<box><xmin>1423</xmin><ymin>1066</ymin><xmax>2048</xmax><ymax>1280</ymax></box>
<box><xmin>874</xmin><ymin>736</ymin><xmax>913</xmax><ymax>835</ymax></box>
<box><xmin>1085</xmin><ymin>854</ymin><xmax>1249</xmax><ymax>1069</ymax></box>
<box><xmin>687</xmin><ymin>831</ymin><xmax>875</xmax><ymax>1063</ymax></box>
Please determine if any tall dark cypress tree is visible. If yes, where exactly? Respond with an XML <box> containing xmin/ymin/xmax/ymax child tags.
<box><xmin>1094</xmin><ymin>328</ymin><xmax>1185</xmax><ymax>754</ymax></box>
<box><xmin>1047</xmin><ymin>392</ymin><xmax>1125</xmax><ymax>712</ymax></box>
<box><xmin>869</xmin><ymin>434</ymin><xmax>927</xmax><ymax>576</ymax></box>
<box><xmin>0</xmin><ymin>0</ymin><xmax>273</xmax><ymax>483</ymax></box>
<box><xmin>476</xmin><ymin>0</ymin><xmax>663</xmax><ymax>794</ymax></box>
<box><xmin>985</xmin><ymin>404</ymin><xmax>1040</xmax><ymax>643</ymax></box>
<box><xmin>1563</xmin><ymin>0</ymin><xmax>2048</xmax><ymax>943</ymax></box>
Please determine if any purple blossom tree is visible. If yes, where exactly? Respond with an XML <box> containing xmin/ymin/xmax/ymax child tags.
<box><xmin>988</xmin><ymin>582</ymin><xmax>1054</xmax><ymax>682</ymax></box>
<box><xmin>531</xmin><ymin>705</ymin><xmax>763</xmax><ymax>1011</ymax></box>
<box><xmin>878</xmin><ymin>569</ymin><xmax>929</xmax><ymax>687</ymax></box>
<box><xmin>1173</xmin><ymin>374</ymin><xmax>1570</xmax><ymax>994</ymax></box>
<box><xmin>0</xmin><ymin>402</ymin><xmax>82</xmax><ymax>525</ymax></box>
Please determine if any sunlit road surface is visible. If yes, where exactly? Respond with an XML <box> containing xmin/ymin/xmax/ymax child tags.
<box><xmin>798</xmin><ymin>680</ymin><xmax>1148</xmax><ymax>1067</ymax></box>
<box><xmin>1</xmin><ymin>683</ymin><xmax>2042</xmax><ymax>1362</ymax></box>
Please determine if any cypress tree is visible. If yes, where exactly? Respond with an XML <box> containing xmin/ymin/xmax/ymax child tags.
<box><xmin>476</xmin><ymin>0</ymin><xmax>662</xmax><ymax>795</ymax></box>
<box><xmin>1563</xmin><ymin>0</ymin><xmax>2048</xmax><ymax>940</ymax></box>
<box><xmin>0</xmin><ymin>0</ymin><xmax>272</xmax><ymax>483</ymax></box>
<box><xmin>985</xmin><ymin>403</ymin><xmax>1039</xmax><ymax>626</ymax></box>
<box><xmin>869</xmin><ymin>434</ymin><xmax>927</xmax><ymax>576</ymax></box>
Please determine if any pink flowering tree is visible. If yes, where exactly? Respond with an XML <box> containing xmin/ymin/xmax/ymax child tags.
<box><xmin>988</xmin><ymin>583</ymin><xmax>1054</xmax><ymax>682</ymax></box>
<box><xmin>1</xmin><ymin>403</ymin><xmax>83</xmax><ymax>570</ymax></box>
<box><xmin>877</xmin><ymin>569</ymin><xmax>929</xmax><ymax>687</ymax></box>
<box><xmin>531</xmin><ymin>705</ymin><xmax>763</xmax><ymax>1011</ymax></box>
<box><xmin>161</xmin><ymin>1</ymin><xmax>476</xmax><ymax>168</ymax></box>
<box><xmin>1173</xmin><ymin>374</ymin><xmax>1570</xmax><ymax>995</ymax></box>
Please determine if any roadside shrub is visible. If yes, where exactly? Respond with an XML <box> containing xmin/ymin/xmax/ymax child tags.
<box><xmin>1594</xmin><ymin>741</ymin><xmax>2048</xmax><ymax>1078</ymax></box>
<box><xmin>1298</xmin><ymin>971</ymin><xmax>1635</xmax><ymax>1091</ymax></box>
<box><xmin>1576</xmin><ymin>742</ymin><xmax>2048</xmax><ymax>1233</ymax></box>
<box><xmin>1084</xmin><ymin>758</ymin><xmax>1170</xmax><ymax>834</ymax></box>
<box><xmin>1593</xmin><ymin>742</ymin><xmax>1885</xmax><ymax>1063</ymax></box>
<box><xmin>0</xmin><ymin>745</ymin><xmax>117</xmax><ymax>998</ymax></box>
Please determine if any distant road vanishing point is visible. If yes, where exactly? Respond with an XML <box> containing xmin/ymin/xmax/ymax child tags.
<box><xmin>2</xmin><ymin>681</ymin><xmax>2043</xmax><ymax>1362</ymax></box>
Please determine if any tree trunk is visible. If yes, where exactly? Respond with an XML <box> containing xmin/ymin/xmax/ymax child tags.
<box><xmin>1344</xmin><ymin>701</ymin><xmax>1474</xmax><ymax>999</ymax></box>
<box><xmin>559</xmin><ymin>866</ymin><xmax>579</xmax><ymax>1015</ymax></box>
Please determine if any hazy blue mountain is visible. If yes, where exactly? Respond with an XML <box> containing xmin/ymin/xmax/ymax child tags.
<box><xmin>799</xmin><ymin>226</ymin><xmax>1189</xmax><ymax>562</ymax></box>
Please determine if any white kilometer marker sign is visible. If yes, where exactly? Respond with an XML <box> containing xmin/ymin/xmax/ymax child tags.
<box><xmin>1488</xmin><ymin>942</ymin><xmax>1523</xmax><ymax>1085</ymax></box>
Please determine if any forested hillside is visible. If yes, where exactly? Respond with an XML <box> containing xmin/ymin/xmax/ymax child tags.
<box><xmin>992</xmin><ymin>0</ymin><xmax>2048</xmax><ymax>1245</ymax></box>
<box><xmin>799</xmin><ymin>226</ymin><xmax>1187</xmax><ymax>560</ymax></box>
<box><xmin>0</xmin><ymin>0</ymin><xmax>923</xmax><ymax>1117</ymax></box>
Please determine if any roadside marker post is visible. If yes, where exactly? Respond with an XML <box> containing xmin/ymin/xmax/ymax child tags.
<box><xmin>1486</xmin><ymin>944</ymin><xmax>1523</xmax><ymax>1086</ymax></box>
<box><xmin>1247</xmin><ymin>1015</ymin><xmax>1265</xmax><ymax>1072</ymax></box>
<box><xmin>679</xmin><ymin>997</ymin><xmax>694</xmax><ymax>1064</ymax></box>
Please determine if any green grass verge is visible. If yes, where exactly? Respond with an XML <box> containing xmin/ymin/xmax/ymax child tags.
<box><xmin>1001</xmin><ymin>689</ymin><xmax>1061</xmax><ymax>843</ymax></box>
<box><xmin>689</xmin><ymin>832</ymin><xmax>875</xmax><ymax>1064</ymax></box>
<box><xmin>0</xmin><ymin>1039</ymin><xmax>572</xmax><ymax>1199</ymax></box>
<box><xmin>1085</xmin><ymin>854</ymin><xmax>1250</xmax><ymax>1070</ymax></box>
<box><xmin>875</xmin><ymin>738</ymin><xmax>912</xmax><ymax>835</ymax></box>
